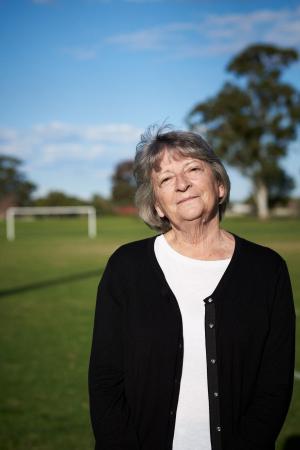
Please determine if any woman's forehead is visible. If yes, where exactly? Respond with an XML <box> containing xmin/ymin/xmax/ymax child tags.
<box><xmin>152</xmin><ymin>147</ymin><xmax>201</xmax><ymax>172</ymax></box>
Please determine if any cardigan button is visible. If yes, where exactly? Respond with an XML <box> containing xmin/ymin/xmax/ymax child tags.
<box><xmin>216</xmin><ymin>426</ymin><xmax>221</xmax><ymax>432</ymax></box>
<box><xmin>208</xmin><ymin>322</ymin><xmax>214</xmax><ymax>329</ymax></box>
<box><xmin>210</xmin><ymin>358</ymin><xmax>216</xmax><ymax>364</ymax></box>
<box><xmin>208</xmin><ymin>297</ymin><xmax>213</xmax><ymax>303</ymax></box>
<box><xmin>170</xmin><ymin>410</ymin><xmax>174</xmax><ymax>416</ymax></box>
<box><xmin>213</xmin><ymin>392</ymin><xmax>219</xmax><ymax>397</ymax></box>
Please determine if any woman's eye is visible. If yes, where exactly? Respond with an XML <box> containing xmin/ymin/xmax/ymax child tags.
<box><xmin>161</xmin><ymin>177</ymin><xmax>171</xmax><ymax>184</ymax></box>
<box><xmin>190</xmin><ymin>166</ymin><xmax>200</xmax><ymax>172</ymax></box>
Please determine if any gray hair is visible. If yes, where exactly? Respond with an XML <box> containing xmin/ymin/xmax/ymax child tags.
<box><xmin>133</xmin><ymin>125</ymin><xmax>230</xmax><ymax>232</ymax></box>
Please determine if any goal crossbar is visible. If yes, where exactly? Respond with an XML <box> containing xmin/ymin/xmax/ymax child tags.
<box><xmin>6</xmin><ymin>206</ymin><xmax>97</xmax><ymax>241</ymax></box>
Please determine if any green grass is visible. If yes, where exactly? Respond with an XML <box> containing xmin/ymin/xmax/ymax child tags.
<box><xmin>0</xmin><ymin>216</ymin><xmax>299</xmax><ymax>450</ymax></box>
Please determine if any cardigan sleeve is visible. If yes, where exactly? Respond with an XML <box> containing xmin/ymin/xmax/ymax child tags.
<box><xmin>88</xmin><ymin>257</ymin><xmax>140</xmax><ymax>450</ymax></box>
<box><xmin>231</xmin><ymin>259</ymin><xmax>295</xmax><ymax>450</ymax></box>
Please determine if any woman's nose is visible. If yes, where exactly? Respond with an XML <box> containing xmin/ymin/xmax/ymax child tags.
<box><xmin>175</xmin><ymin>173</ymin><xmax>191</xmax><ymax>191</ymax></box>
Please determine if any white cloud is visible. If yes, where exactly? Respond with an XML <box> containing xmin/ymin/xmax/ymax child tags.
<box><xmin>106</xmin><ymin>6</ymin><xmax>300</xmax><ymax>58</ymax></box>
<box><xmin>62</xmin><ymin>46</ymin><xmax>98</xmax><ymax>61</ymax></box>
<box><xmin>82</xmin><ymin>124</ymin><xmax>143</xmax><ymax>142</ymax></box>
<box><xmin>265</xmin><ymin>17</ymin><xmax>300</xmax><ymax>47</ymax></box>
<box><xmin>0</xmin><ymin>127</ymin><xmax>19</xmax><ymax>142</ymax></box>
<box><xmin>0</xmin><ymin>121</ymin><xmax>142</xmax><ymax>198</ymax></box>
<box><xmin>204</xmin><ymin>9</ymin><xmax>286</xmax><ymax>27</ymax></box>
<box><xmin>60</xmin><ymin>5</ymin><xmax>300</xmax><ymax>62</ymax></box>
<box><xmin>0</xmin><ymin>122</ymin><xmax>142</xmax><ymax>167</ymax></box>
<box><xmin>107</xmin><ymin>29</ymin><xmax>166</xmax><ymax>50</ymax></box>
<box><xmin>106</xmin><ymin>22</ymin><xmax>197</xmax><ymax>51</ymax></box>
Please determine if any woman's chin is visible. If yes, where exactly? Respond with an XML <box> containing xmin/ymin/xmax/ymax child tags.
<box><xmin>177</xmin><ymin>208</ymin><xmax>218</xmax><ymax>224</ymax></box>
<box><xmin>179</xmin><ymin>211</ymin><xmax>206</xmax><ymax>223</ymax></box>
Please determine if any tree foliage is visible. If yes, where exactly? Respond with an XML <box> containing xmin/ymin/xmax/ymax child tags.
<box><xmin>111</xmin><ymin>160</ymin><xmax>136</xmax><ymax>205</ymax></box>
<box><xmin>187</xmin><ymin>44</ymin><xmax>300</xmax><ymax>218</ymax></box>
<box><xmin>34</xmin><ymin>191</ymin><xmax>85</xmax><ymax>207</ymax></box>
<box><xmin>0</xmin><ymin>154</ymin><xmax>36</xmax><ymax>206</ymax></box>
<box><xmin>90</xmin><ymin>194</ymin><xmax>114</xmax><ymax>215</ymax></box>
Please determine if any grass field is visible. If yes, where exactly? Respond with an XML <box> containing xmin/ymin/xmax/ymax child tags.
<box><xmin>0</xmin><ymin>215</ymin><xmax>299</xmax><ymax>450</ymax></box>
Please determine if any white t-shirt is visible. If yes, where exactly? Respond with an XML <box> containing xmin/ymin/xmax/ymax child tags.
<box><xmin>154</xmin><ymin>234</ymin><xmax>231</xmax><ymax>450</ymax></box>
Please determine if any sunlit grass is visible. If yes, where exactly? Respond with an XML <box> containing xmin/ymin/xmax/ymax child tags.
<box><xmin>0</xmin><ymin>215</ymin><xmax>299</xmax><ymax>449</ymax></box>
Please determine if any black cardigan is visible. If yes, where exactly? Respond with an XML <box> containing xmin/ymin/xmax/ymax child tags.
<box><xmin>88</xmin><ymin>234</ymin><xmax>295</xmax><ymax>450</ymax></box>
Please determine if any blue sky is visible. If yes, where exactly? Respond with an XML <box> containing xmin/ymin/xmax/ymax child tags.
<box><xmin>1</xmin><ymin>0</ymin><xmax>300</xmax><ymax>201</ymax></box>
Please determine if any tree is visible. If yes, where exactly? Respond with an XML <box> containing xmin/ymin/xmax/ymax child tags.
<box><xmin>247</xmin><ymin>167</ymin><xmax>295</xmax><ymax>210</ymax></box>
<box><xmin>0</xmin><ymin>154</ymin><xmax>36</xmax><ymax>207</ymax></box>
<box><xmin>264</xmin><ymin>166</ymin><xmax>295</xmax><ymax>208</ymax></box>
<box><xmin>187</xmin><ymin>44</ymin><xmax>300</xmax><ymax>218</ymax></box>
<box><xmin>34</xmin><ymin>191</ymin><xmax>85</xmax><ymax>207</ymax></box>
<box><xmin>90</xmin><ymin>194</ymin><xmax>114</xmax><ymax>215</ymax></box>
<box><xmin>111</xmin><ymin>160</ymin><xmax>136</xmax><ymax>205</ymax></box>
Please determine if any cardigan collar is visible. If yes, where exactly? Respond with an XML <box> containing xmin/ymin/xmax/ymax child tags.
<box><xmin>146</xmin><ymin>232</ymin><xmax>243</xmax><ymax>304</ymax></box>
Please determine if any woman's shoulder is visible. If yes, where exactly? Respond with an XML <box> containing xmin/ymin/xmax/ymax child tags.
<box><xmin>108</xmin><ymin>235</ymin><xmax>157</xmax><ymax>268</ymax></box>
<box><xmin>234</xmin><ymin>233</ymin><xmax>287</xmax><ymax>270</ymax></box>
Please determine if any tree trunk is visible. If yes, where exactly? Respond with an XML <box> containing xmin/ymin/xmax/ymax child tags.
<box><xmin>255</xmin><ymin>179</ymin><xmax>269</xmax><ymax>219</ymax></box>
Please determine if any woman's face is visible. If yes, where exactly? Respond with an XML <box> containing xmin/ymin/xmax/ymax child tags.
<box><xmin>152</xmin><ymin>149</ymin><xmax>224</xmax><ymax>227</ymax></box>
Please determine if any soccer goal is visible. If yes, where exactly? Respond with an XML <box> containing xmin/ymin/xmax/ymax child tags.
<box><xmin>6</xmin><ymin>206</ymin><xmax>97</xmax><ymax>241</ymax></box>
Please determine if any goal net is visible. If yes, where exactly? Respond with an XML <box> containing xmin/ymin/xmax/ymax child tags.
<box><xmin>6</xmin><ymin>206</ymin><xmax>97</xmax><ymax>241</ymax></box>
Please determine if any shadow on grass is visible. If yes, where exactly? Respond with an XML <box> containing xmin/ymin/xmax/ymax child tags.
<box><xmin>0</xmin><ymin>269</ymin><xmax>102</xmax><ymax>298</ymax></box>
<box><xmin>282</xmin><ymin>435</ymin><xmax>300</xmax><ymax>450</ymax></box>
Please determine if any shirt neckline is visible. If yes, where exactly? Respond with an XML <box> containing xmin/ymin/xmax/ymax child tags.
<box><xmin>156</xmin><ymin>234</ymin><xmax>232</xmax><ymax>266</ymax></box>
<box><xmin>148</xmin><ymin>232</ymin><xmax>242</xmax><ymax>303</ymax></box>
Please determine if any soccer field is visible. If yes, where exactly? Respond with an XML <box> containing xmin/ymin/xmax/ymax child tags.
<box><xmin>0</xmin><ymin>216</ymin><xmax>299</xmax><ymax>450</ymax></box>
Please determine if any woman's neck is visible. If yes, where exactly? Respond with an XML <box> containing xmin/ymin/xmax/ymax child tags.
<box><xmin>164</xmin><ymin>217</ymin><xmax>235</xmax><ymax>260</ymax></box>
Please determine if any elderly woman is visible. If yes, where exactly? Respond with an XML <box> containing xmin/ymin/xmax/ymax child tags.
<box><xmin>88</xmin><ymin>127</ymin><xmax>295</xmax><ymax>450</ymax></box>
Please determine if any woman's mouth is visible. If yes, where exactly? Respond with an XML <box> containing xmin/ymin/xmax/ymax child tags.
<box><xmin>177</xmin><ymin>196</ymin><xmax>199</xmax><ymax>205</ymax></box>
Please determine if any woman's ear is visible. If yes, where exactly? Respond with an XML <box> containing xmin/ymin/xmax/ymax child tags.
<box><xmin>218</xmin><ymin>183</ymin><xmax>225</xmax><ymax>202</ymax></box>
<box><xmin>155</xmin><ymin>203</ymin><xmax>165</xmax><ymax>218</ymax></box>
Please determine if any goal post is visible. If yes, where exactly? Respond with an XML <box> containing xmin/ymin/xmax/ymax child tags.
<box><xmin>6</xmin><ymin>206</ymin><xmax>97</xmax><ymax>241</ymax></box>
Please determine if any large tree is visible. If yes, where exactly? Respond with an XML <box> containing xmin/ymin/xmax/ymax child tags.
<box><xmin>111</xmin><ymin>160</ymin><xmax>136</xmax><ymax>205</ymax></box>
<box><xmin>0</xmin><ymin>154</ymin><xmax>36</xmax><ymax>207</ymax></box>
<box><xmin>187</xmin><ymin>44</ymin><xmax>300</xmax><ymax>218</ymax></box>
<box><xmin>34</xmin><ymin>190</ymin><xmax>85</xmax><ymax>207</ymax></box>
